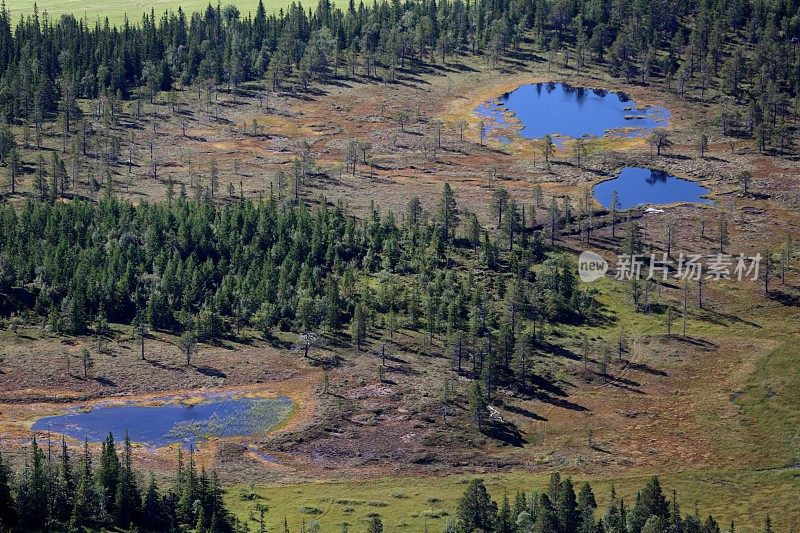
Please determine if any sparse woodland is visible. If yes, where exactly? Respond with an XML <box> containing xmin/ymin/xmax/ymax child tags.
<box><xmin>0</xmin><ymin>0</ymin><xmax>797</xmax><ymax>175</ymax></box>
<box><xmin>0</xmin><ymin>0</ymin><xmax>798</xmax><ymax>530</ymax></box>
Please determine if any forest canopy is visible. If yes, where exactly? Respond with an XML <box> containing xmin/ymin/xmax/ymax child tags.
<box><xmin>0</xmin><ymin>0</ymin><xmax>796</xmax><ymax>155</ymax></box>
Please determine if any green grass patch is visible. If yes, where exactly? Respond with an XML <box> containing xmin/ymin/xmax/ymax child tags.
<box><xmin>5</xmin><ymin>0</ymin><xmax>303</xmax><ymax>24</ymax></box>
<box><xmin>227</xmin><ymin>469</ymin><xmax>800</xmax><ymax>532</ymax></box>
<box><xmin>735</xmin><ymin>340</ymin><xmax>800</xmax><ymax>467</ymax></box>
<box><xmin>366</xmin><ymin>500</ymin><xmax>389</xmax><ymax>507</ymax></box>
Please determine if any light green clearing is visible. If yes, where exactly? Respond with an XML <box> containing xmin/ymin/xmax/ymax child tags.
<box><xmin>6</xmin><ymin>0</ymin><xmax>297</xmax><ymax>24</ymax></box>
<box><xmin>227</xmin><ymin>469</ymin><xmax>800</xmax><ymax>532</ymax></box>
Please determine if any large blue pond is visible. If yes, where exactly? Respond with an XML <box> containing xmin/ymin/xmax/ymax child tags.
<box><xmin>477</xmin><ymin>82</ymin><xmax>670</xmax><ymax>140</ymax></box>
<box><xmin>593</xmin><ymin>167</ymin><xmax>713</xmax><ymax>210</ymax></box>
<box><xmin>32</xmin><ymin>394</ymin><xmax>293</xmax><ymax>448</ymax></box>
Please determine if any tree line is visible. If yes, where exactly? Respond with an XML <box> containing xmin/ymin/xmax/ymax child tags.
<box><xmin>449</xmin><ymin>474</ymin><xmax>774</xmax><ymax>533</ymax></box>
<box><xmin>0</xmin><ymin>433</ymin><xmax>236</xmax><ymax>532</ymax></box>
<box><xmin>0</xmin><ymin>0</ymin><xmax>796</xmax><ymax>160</ymax></box>
<box><xmin>0</xmin><ymin>442</ymin><xmax>777</xmax><ymax>532</ymax></box>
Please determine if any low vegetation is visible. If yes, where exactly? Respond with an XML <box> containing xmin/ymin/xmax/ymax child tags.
<box><xmin>0</xmin><ymin>438</ymin><xmax>781</xmax><ymax>532</ymax></box>
<box><xmin>0</xmin><ymin>0</ymin><xmax>798</xmax><ymax>530</ymax></box>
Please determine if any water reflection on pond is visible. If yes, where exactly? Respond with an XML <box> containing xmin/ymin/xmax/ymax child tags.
<box><xmin>32</xmin><ymin>394</ymin><xmax>293</xmax><ymax>448</ymax></box>
<box><xmin>593</xmin><ymin>167</ymin><xmax>713</xmax><ymax>210</ymax></box>
<box><xmin>477</xmin><ymin>82</ymin><xmax>670</xmax><ymax>140</ymax></box>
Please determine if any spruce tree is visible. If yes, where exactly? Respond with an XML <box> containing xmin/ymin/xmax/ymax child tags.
<box><xmin>495</xmin><ymin>493</ymin><xmax>513</xmax><ymax>533</ymax></box>
<box><xmin>577</xmin><ymin>482</ymin><xmax>597</xmax><ymax>533</ymax></box>
<box><xmin>70</xmin><ymin>438</ymin><xmax>101</xmax><ymax>528</ymax></box>
<box><xmin>114</xmin><ymin>433</ymin><xmax>140</xmax><ymax>528</ymax></box>
<box><xmin>98</xmin><ymin>433</ymin><xmax>120</xmax><ymax>515</ymax></box>
<box><xmin>534</xmin><ymin>493</ymin><xmax>559</xmax><ymax>533</ymax></box>
<box><xmin>640</xmin><ymin>476</ymin><xmax>669</xmax><ymax>520</ymax></box>
<box><xmin>351</xmin><ymin>302</ymin><xmax>366</xmax><ymax>350</ymax></box>
<box><xmin>556</xmin><ymin>478</ymin><xmax>579</xmax><ymax>533</ymax></box>
<box><xmin>0</xmin><ymin>449</ymin><xmax>16</xmax><ymax>530</ymax></box>
<box><xmin>467</xmin><ymin>382</ymin><xmax>488</xmax><ymax>430</ymax></box>
<box><xmin>436</xmin><ymin>183</ymin><xmax>459</xmax><ymax>241</ymax></box>
<box><xmin>456</xmin><ymin>479</ymin><xmax>497</xmax><ymax>533</ymax></box>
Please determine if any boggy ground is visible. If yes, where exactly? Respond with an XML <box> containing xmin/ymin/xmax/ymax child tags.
<box><xmin>7</xmin><ymin>41</ymin><xmax>799</xmax><ymax>244</ymax></box>
<box><xmin>2</xmin><ymin>41</ymin><xmax>800</xmax><ymax>528</ymax></box>
<box><xmin>2</xmin><ymin>275</ymin><xmax>799</xmax><ymax>529</ymax></box>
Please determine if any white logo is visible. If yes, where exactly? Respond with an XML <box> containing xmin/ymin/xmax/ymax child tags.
<box><xmin>578</xmin><ymin>251</ymin><xmax>608</xmax><ymax>282</ymax></box>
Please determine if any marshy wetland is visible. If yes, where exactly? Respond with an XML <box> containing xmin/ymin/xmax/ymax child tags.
<box><xmin>31</xmin><ymin>393</ymin><xmax>293</xmax><ymax>448</ymax></box>
<box><xmin>476</xmin><ymin>82</ymin><xmax>670</xmax><ymax>142</ymax></box>
<box><xmin>0</xmin><ymin>0</ymin><xmax>799</xmax><ymax>529</ymax></box>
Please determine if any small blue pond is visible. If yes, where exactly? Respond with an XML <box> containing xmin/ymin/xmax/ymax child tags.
<box><xmin>593</xmin><ymin>167</ymin><xmax>713</xmax><ymax>210</ymax></box>
<box><xmin>32</xmin><ymin>394</ymin><xmax>293</xmax><ymax>448</ymax></box>
<box><xmin>477</xmin><ymin>82</ymin><xmax>670</xmax><ymax>140</ymax></box>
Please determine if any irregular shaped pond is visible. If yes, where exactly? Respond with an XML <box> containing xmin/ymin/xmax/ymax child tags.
<box><xmin>32</xmin><ymin>394</ymin><xmax>293</xmax><ymax>448</ymax></box>
<box><xmin>477</xmin><ymin>82</ymin><xmax>670</xmax><ymax>140</ymax></box>
<box><xmin>593</xmin><ymin>167</ymin><xmax>714</xmax><ymax>210</ymax></box>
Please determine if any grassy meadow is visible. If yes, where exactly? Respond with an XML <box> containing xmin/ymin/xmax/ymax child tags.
<box><xmin>5</xmin><ymin>0</ymin><xmax>294</xmax><ymax>23</ymax></box>
<box><xmin>227</xmin><ymin>469</ymin><xmax>800</xmax><ymax>532</ymax></box>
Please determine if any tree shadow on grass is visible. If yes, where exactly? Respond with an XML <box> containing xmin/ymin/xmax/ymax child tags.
<box><xmin>484</xmin><ymin>420</ymin><xmax>525</xmax><ymax>447</ymax></box>
<box><xmin>590</xmin><ymin>443</ymin><xmax>613</xmax><ymax>454</ymax></box>
<box><xmin>308</xmin><ymin>353</ymin><xmax>344</xmax><ymax>368</ymax></box>
<box><xmin>525</xmin><ymin>374</ymin><xmax>588</xmax><ymax>412</ymax></box>
<box><xmin>147</xmin><ymin>359</ymin><xmax>182</xmax><ymax>372</ymax></box>
<box><xmin>93</xmin><ymin>376</ymin><xmax>117</xmax><ymax>387</ymax></box>
<box><xmin>701</xmin><ymin>308</ymin><xmax>762</xmax><ymax>328</ymax></box>
<box><xmin>502</xmin><ymin>402</ymin><xmax>548</xmax><ymax>421</ymax></box>
<box><xmin>624</xmin><ymin>361</ymin><xmax>667</xmax><ymax>377</ymax></box>
<box><xmin>196</xmin><ymin>366</ymin><xmax>226</xmax><ymax>378</ymax></box>
<box><xmin>600</xmin><ymin>373</ymin><xmax>643</xmax><ymax>393</ymax></box>
<box><xmin>672</xmin><ymin>335</ymin><xmax>718</xmax><ymax>349</ymax></box>
<box><xmin>534</xmin><ymin>392</ymin><xmax>588</xmax><ymax>412</ymax></box>
<box><xmin>528</xmin><ymin>373</ymin><xmax>569</xmax><ymax>397</ymax></box>
<box><xmin>768</xmin><ymin>290</ymin><xmax>800</xmax><ymax>307</ymax></box>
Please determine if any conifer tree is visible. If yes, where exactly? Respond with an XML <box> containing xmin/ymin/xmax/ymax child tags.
<box><xmin>114</xmin><ymin>433</ymin><xmax>140</xmax><ymax>527</ymax></box>
<box><xmin>467</xmin><ymin>381</ymin><xmax>488</xmax><ymax>431</ymax></box>
<box><xmin>577</xmin><ymin>482</ymin><xmax>597</xmax><ymax>533</ymax></box>
<box><xmin>436</xmin><ymin>183</ymin><xmax>459</xmax><ymax>241</ymax></box>
<box><xmin>456</xmin><ymin>479</ymin><xmax>497</xmax><ymax>533</ymax></box>
<box><xmin>98</xmin><ymin>433</ymin><xmax>120</xmax><ymax>515</ymax></box>
<box><xmin>498</xmin><ymin>493</ymin><xmax>513</xmax><ymax>533</ymax></box>
<box><xmin>0</xmin><ymin>449</ymin><xmax>16</xmax><ymax>530</ymax></box>
<box><xmin>351</xmin><ymin>302</ymin><xmax>366</xmax><ymax>350</ymax></box>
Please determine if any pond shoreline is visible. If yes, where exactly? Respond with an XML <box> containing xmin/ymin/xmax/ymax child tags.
<box><xmin>30</xmin><ymin>388</ymin><xmax>295</xmax><ymax>449</ymax></box>
<box><xmin>592</xmin><ymin>166</ymin><xmax>717</xmax><ymax>210</ymax></box>
<box><xmin>476</xmin><ymin>81</ymin><xmax>671</xmax><ymax>143</ymax></box>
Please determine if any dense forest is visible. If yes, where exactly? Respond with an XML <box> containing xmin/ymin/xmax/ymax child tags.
<box><xmin>0</xmin><ymin>0</ymin><xmax>797</xmax><ymax>160</ymax></box>
<box><xmin>0</xmin><ymin>437</ymin><xmax>771</xmax><ymax>532</ymax></box>
<box><xmin>446</xmin><ymin>474</ymin><xmax>771</xmax><ymax>533</ymax></box>
<box><xmin>0</xmin><ymin>185</ymin><xmax>609</xmax><ymax>398</ymax></box>
<box><xmin>0</xmin><ymin>435</ymin><xmax>237</xmax><ymax>532</ymax></box>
